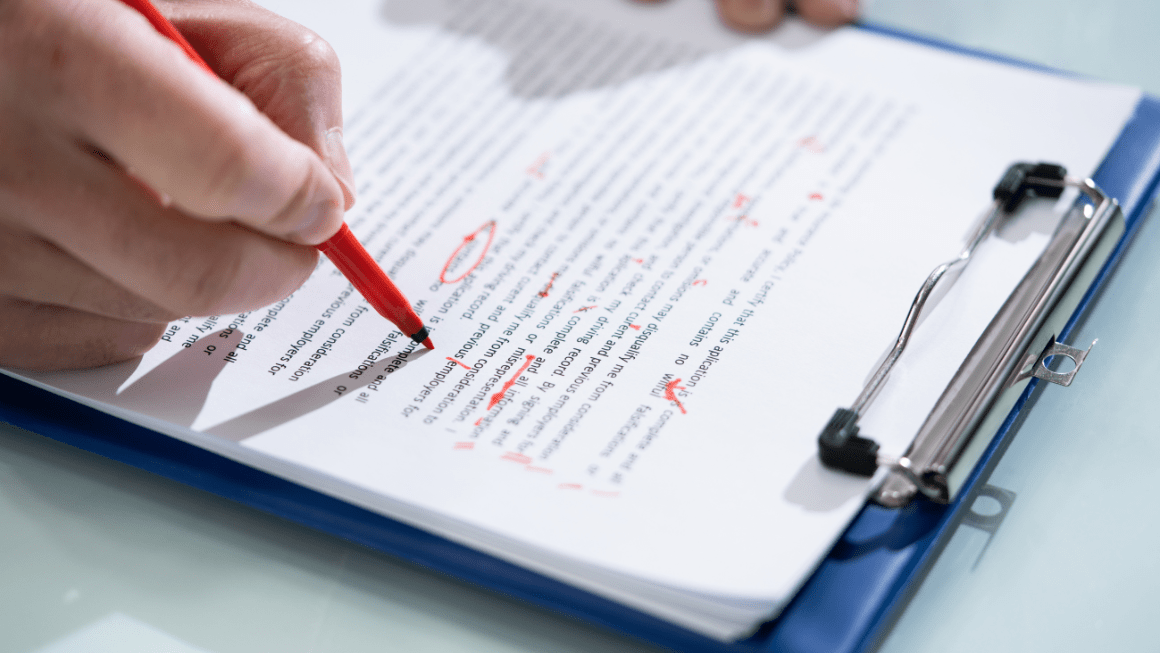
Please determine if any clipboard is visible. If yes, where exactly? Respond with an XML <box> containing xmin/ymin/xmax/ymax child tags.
<box><xmin>3</xmin><ymin>22</ymin><xmax>1160</xmax><ymax>653</ymax></box>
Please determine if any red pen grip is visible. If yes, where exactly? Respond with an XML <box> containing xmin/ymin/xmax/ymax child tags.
<box><xmin>119</xmin><ymin>0</ymin><xmax>216</xmax><ymax>74</ymax></box>
<box><xmin>316</xmin><ymin>225</ymin><xmax>424</xmax><ymax>336</ymax></box>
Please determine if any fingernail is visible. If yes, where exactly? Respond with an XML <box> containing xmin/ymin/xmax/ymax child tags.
<box><xmin>324</xmin><ymin>127</ymin><xmax>357</xmax><ymax>210</ymax></box>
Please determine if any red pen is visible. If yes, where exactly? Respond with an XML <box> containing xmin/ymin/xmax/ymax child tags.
<box><xmin>118</xmin><ymin>0</ymin><xmax>434</xmax><ymax>350</ymax></box>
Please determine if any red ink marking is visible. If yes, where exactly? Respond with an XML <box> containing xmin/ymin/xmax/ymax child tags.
<box><xmin>559</xmin><ymin>483</ymin><xmax>583</xmax><ymax>490</ymax></box>
<box><xmin>732</xmin><ymin>215</ymin><xmax>759</xmax><ymax>227</ymax></box>
<box><xmin>502</xmin><ymin>452</ymin><xmax>533</xmax><ymax>464</ymax></box>
<box><xmin>591</xmin><ymin>490</ymin><xmax>620</xmax><ymax>498</ymax></box>
<box><xmin>629</xmin><ymin>324</ymin><xmax>641</xmax><ymax>331</ymax></box>
<box><xmin>526</xmin><ymin>466</ymin><xmax>553</xmax><ymax>474</ymax></box>
<box><xmin>447</xmin><ymin>357</ymin><xmax>472</xmax><ymax>370</ymax></box>
<box><xmin>664</xmin><ymin>378</ymin><xmax>687</xmax><ymax>414</ymax></box>
<box><xmin>453</xmin><ymin>442</ymin><xmax>474</xmax><ymax>450</ymax></box>
<box><xmin>538</xmin><ymin>271</ymin><xmax>560</xmax><ymax>298</ymax></box>
<box><xmin>439</xmin><ymin>220</ymin><xmax>497</xmax><ymax>284</ymax></box>
<box><xmin>574</xmin><ymin>305</ymin><xmax>597</xmax><ymax>313</ymax></box>
<box><xmin>488</xmin><ymin>354</ymin><xmax>537</xmax><ymax>409</ymax></box>
<box><xmin>474</xmin><ymin>417</ymin><xmax>483</xmax><ymax>426</ymax></box>
<box><xmin>732</xmin><ymin>193</ymin><xmax>750</xmax><ymax>209</ymax></box>
<box><xmin>692</xmin><ymin>279</ymin><xmax>708</xmax><ymax>287</ymax></box>
<box><xmin>808</xmin><ymin>192</ymin><xmax>824</xmax><ymax>201</ymax></box>
<box><xmin>632</xmin><ymin>258</ymin><xmax>644</xmax><ymax>264</ymax></box>
<box><xmin>527</xmin><ymin>152</ymin><xmax>550</xmax><ymax>179</ymax></box>
<box><xmin>798</xmin><ymin>136</ymin><xmax>825</xmax><ymax>153</ymax></box>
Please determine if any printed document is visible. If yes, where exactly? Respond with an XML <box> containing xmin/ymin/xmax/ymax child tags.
<box><xmin>10</xmin><ymin>0</ymin><xmax>1141</xmax><ymax>639</ymax></box>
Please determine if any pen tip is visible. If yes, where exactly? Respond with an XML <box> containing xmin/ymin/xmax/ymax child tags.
<box><xmin>422</xmin><ymin>338</ymin><xmax>435</xmax><ymax>350</ymax></box>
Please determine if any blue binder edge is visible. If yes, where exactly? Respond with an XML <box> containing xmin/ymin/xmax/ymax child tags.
<box><xmin>4</xmin><ymin>26</ymin><xmax>1160</xmax><ymax>653</ymax></box>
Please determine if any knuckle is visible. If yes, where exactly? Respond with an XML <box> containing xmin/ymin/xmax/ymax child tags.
<box><xmin>289</xmin><ymin>29</ymin><xmax>341</xmax><ymax>78</ymax></box>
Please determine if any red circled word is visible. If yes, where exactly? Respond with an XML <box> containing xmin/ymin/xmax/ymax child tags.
<box><xmin>439</xmin><ymin>220</ymin><xmax>497</xmax><ymax>284</ymax></box>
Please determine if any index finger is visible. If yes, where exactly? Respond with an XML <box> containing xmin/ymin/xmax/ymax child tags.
<box><xmin>39</xmin><ymin>0</ymin><xmax>346</xmax><ymax>244</ymax></box>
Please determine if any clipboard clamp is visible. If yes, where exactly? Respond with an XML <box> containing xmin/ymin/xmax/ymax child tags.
<box><xmin>817</xmin><ymin>163</ymin><xmax>1124</xmax><ymax>507</ymax></box>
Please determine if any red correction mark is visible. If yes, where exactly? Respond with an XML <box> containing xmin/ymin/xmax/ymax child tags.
<box><xmin>629</xmin><ymin>324</ymin><xmax>641</xmax><ymax>331</ymax></box>
<box><xmin>632</xmin><ymin>258</ymin><xmax>644</xmax><ymax>264</ymax></box>
<box><xmin>474</xmin><ymin>417</ymin><xmax>484</xmax><ymax>426</ymax></box>
<box><xmin>488</xmin><ymin>354</ymin><xmax>537</xmax><ymax>409</ymax></box>
<box><xmin>692</xmin><ymin>279</ymin><xmax>708</xmax><ymax>287</ymax></box>
<box><xmin>559</xmin><ymin>483</ymin><xmax>583</xmax><ymax>490</ymax></box>
<box><xmin>732</xmin><ymin>193</ymin><xmax>750</xmax><ymax>209</ymax></box>
<box><xmin>440</xmin><ymin>220</ymin><xmax>497</xmax><ymax>284</ymax></box>
<box><xmin>538</xmin><ymin>272</ymin><xmax>560</xmax><ymax>298</ymax></box>
<box><xmin>527</xmin><ymin>152</ymin><xmax>549</xmax><ymax>179</ymax></box>
<box><xmin>798</xmin><ymin>136</ymin><xmax>825</xmax><ymax>153</ymax></box>
<box><xmin>574</xmin><ymin>305</ymin><xmax>597</xmax><ymax>313</ymax></box>
<box><xmin>453</xmin><ymin>442</ymin><xmax>474</xmax><ymax>450</ymax></box>
<box><xmin>664</xmin><ymin>378</ymin><xmax>687</xmax><ymax>414</ymax></box>
<box><xmin>447</xmin><ymin>357</ymin><xmax>472</xmax><ymax>370</ymax></box>
<box><xmin>591</xmin><ymin>490</ymin><xmax>620</xmax><ymax>498</ymax></box>
<box><xmin>526</xmin><ymin>466</ymin><xmax>553</xmax><ymax>474</ymax></box>
<box><xmin>502</xmin><ymin>452</ymin><xmax>532</xmax><ymax>464</ymax></box>
<box><xmin>808</xmin><ymin>192</ymin><xmax>824</xmax><ymax>201</ymax></box>
<box><xmin>733</xmin><ymin>215</ymin><xmax>759</xmax><ymax>227</ymax></box>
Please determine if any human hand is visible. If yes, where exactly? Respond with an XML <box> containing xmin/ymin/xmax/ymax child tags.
<box><xmin>0</xmin><ymin>0</ymin><xmax>354</xmax><ymax>370</ymax></box>
<box><xmin>640</xmin><ymin>0</ymin><xmax>858</xmax><ymax>32</ymax></box>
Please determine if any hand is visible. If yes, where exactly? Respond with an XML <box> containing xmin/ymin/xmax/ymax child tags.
<box><xmin>641</xmin><ymin>0</ymin><xmax>859</xmax><ymax>32</ymax></box>
<box><xmin>0</xmin><ymin>0</ymin><xmax>354</xmax><ymax>370</ymax></box>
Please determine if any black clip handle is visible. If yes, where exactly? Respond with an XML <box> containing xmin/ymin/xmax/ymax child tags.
<box><xmin>993</xmin><ymin>162</ymin><xmax>1067</xmax><ymax>213</ymax></box>
<box><xmin>817</xmin><ymin>408</ymin><xmax>879</xmax><ymax>477</ymax></box>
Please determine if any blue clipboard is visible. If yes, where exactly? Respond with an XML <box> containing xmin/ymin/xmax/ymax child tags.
<box><xmin>4</xmin><ymin>24</ymin><xmax>1160</xmax><ymax>653</ymax></box>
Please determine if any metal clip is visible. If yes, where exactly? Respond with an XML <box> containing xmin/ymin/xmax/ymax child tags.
<box><xmin>814</xmin><ymin>162</ymin><xmax>1125</xmax><ymax>508</ymax></box>
<box><xmin>1030</xmin><ymin>338</ymin><xmax>1096</xmax><ymax>387</ymax></box>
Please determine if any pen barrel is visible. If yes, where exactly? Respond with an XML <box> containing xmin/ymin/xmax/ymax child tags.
<box><xmin>119</xmin><ymin>0</ymin><xmax>216</xmax><ymax>74</ymax></box>
<box><xmin>316</xmin><ymin>224</ymin><xmax>424</xmax><ymax>337</ymax></box>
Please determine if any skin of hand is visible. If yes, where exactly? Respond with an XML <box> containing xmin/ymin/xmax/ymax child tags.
<box><xmin>639</xmin><ymin>0</ymin><xmax>858</xmax><ymax>32</ymax></box>
<box><xmin>0</xmin><ymin>0</ymin><xmax>354</xmax><ymax>370</ymax></box>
